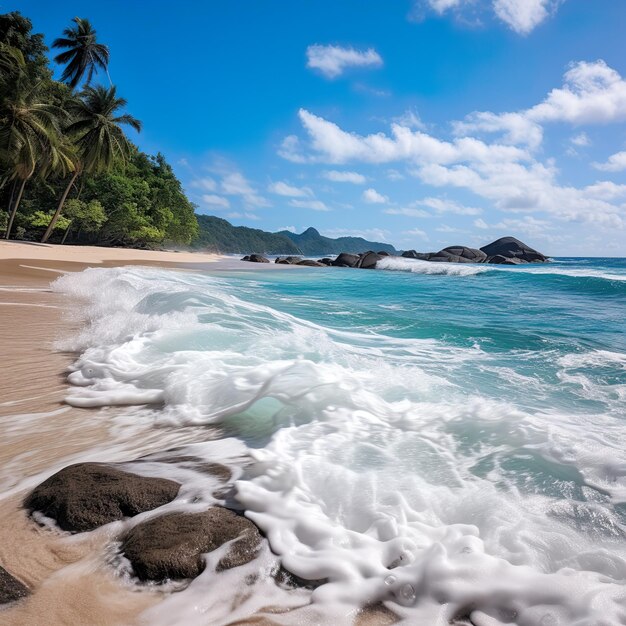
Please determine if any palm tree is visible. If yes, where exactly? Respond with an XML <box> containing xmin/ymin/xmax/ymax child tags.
<box><xmin>52</xmin><ymin>17</ymin><xmax>110</xmax><ymax>89</ymax></box>
<box><xmin>41</xmin><ymin>85</ymin><xmax>141</xmax><ymax>242</ymax></box>
<box><xmin>0</xmin><ymin>81</ymin><xmax>70</xmax><ymax>239</ymax></box>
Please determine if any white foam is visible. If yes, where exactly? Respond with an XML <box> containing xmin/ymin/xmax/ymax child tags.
<box><xmin>43</xmin><ymin>266</ymin><xmax>626</xmax><ymax>624</ymax></box>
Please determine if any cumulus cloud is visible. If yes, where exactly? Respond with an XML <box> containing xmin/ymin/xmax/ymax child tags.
<box><xmin>415</xmin><ymin>0</ymin><xmax>563</xmax><ymax>34</ymax></box>
<box><xmin>363</xmin><ymin>188</ymin><xmax>389</xmax><ymax>203</ymax></box>
<box><xmin>322</xmin><ymin>170</ymin><xmax>366</xmax><ymax>184</ymax></box>
<box><xmin>191</xmin><ymin>177</ymin><xmax>217</xmax><ymax>191</ymax></box>
<box><xmin>201</xmin><ymin>193</ymin><xmax>230</xmax><ymax>208</ymax></box>
<box><xmin>268</xmin><ymin>181</ymin><xmax>312</xmax><ymax>197</ymax></box>
<box><xmin>593</xmin><ymin>151</ymin><xmax>626</xmax><ymax>172</ymax></box>
<box><xmin>404</xmin><ymin>227</ymin><xmax>428</xmax><ymax>238</ymax></box>
<box><xmin>290</xmin><ymin>199</ymin><xmax>332</xmax><ymax>211</ymax></box>
<box><xmin>221</xmin><ymin>171</ymin><xmax>270</xmax><ymax>208</ymax></box>
<box><xmin>419</xmin><ymin>197</ymin><xmax>483</xmax><ymax>215</ymax></box>
<box><xmin>306</xmin><ymin>44</ymin><xmax>383</xmax><ymax>79</ymax></box>
<box><xmin>289</xmin><ymin>108</ymin><xmax>528</xmax><ymax>165</ymax></box>
<box><xmin>455</xmin><ymin>61</ymin><xmax>626</xmax><ymax>148</ymax></box>
<box><xmin>570</xmin><ymin>132</ymin><xmax>590</xmax><ymax>147</ymax></box>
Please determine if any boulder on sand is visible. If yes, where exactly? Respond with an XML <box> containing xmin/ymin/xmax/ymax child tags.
<box><xmin>297</xmin><ymin>259</ymin><xmax>325</xmax><ymax>267</ymax></box>
<box><xmin>24</xmin><ymin>463</ymin><xmax>180</xmax><ymax>532</ymax></box>
<box><xmin>0</xmin><ymin>567</ymin><xmax>29</xmax><ymax>604</ymax></box>
<box><xmin>121</xmin><ymin>508</ymin><xmax>262</xmax><ymax>581</ymax></box>
<box><xmin>275</xmin><ymin>256</ymin><xmax>302</xmax><ymax>264</ymax></box>
<box><xmin>401</xmin><ymin>250</ymin><xmax>431</xmax><ymax>261</ymax></box>
<box><xmin>480</xmin><ymin>237</ymin><xmax>547</xmax><ymax>263</ymax></box>
<box><xmin>242</xmin><ymin>254</ymin><xmax>270</xmax><ymax>263</ymax></box>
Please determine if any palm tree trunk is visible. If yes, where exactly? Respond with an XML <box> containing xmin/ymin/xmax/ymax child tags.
<box><xmin>41</xmin><ymin>171</ymin><xmax>79</xmax><ymax>244</ymax></box>
<box><xmin>5</xmin><ymin>177</ymin><xmax>28</xmax><ymax>240</ymax></box>
<box><xmin>61</xmin><ymin>220</ymin><xmax>73</xmax><ymax>245</ymax></box>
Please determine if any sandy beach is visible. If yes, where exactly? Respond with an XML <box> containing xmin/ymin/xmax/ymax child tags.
<box><xmin>0</xmin><ymin>242</ymin><xmax>226</xmax><ymax>625</ymax></box>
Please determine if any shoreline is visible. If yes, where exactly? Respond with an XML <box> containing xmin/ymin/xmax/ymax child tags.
<box><xmin>0</xmin><ymin>242</ymin><xmax>228</xmax><ymax>625</ymax></box>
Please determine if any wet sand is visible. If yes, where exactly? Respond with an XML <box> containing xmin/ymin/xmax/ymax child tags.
<box><xmin>0</xmin><ymin>242</ymin><xmax>225</xmax><ymax>624</ymax></box>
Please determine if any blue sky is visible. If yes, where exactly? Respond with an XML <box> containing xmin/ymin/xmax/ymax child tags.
<box><xmin>13</xmin><ymin>0</ymin><xmax>626</xmax><ymax>255</ymax></box>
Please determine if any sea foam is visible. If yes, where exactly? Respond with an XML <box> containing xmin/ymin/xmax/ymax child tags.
<box><xmin>48</xmin><ymin>265</ymin><xmax>626</xmax><ymax>624</ymax></box>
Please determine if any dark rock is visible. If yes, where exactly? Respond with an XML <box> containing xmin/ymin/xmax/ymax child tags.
<box><xmin>357</xmin><ymin>251</ymin><xmax>382</xmax><ymax>269</ymax></box>
<box><xmin>275</xmin><ymin>256</ymin><xmax>302</xmax><ymax>265</ymax></box>
<box><xmin>24</xmin><ymin>463</ymin><xmax>180</xmax><ymax>532</ymax></box>
<box><xmin>428</xmin><ymin>253</ymin><xmax>474</xmax><ymax>263</ymax></box>
<box><xmin>0</xmin><ymin>567</ymin><xmax>29</xmax><ymax>604</ymax></box>
<box><xmin>377</xmin><ymin>251</ymin><xmax>390</xmax><ymax>256</ymax></box>
<box><xmin>331</xmin><ymin>253</ymin><xmax>360</xmax><ymax>268</ymax></box>
<box><xmin>122</xmin><ymin>508</ymin><xmax>262</xmax><ymax>581</ymax></box>
<box><xmin>243</xmin><ymin>254</ymin><xmax>270</xmax><ymax>263</ymax></box>
<box><xmin>439</xmin><ymin>246</ymin><xmax>488</xmax><ymax>263</ymax></box>
<box><xmin>318</xmin><ymin>258</ymin><xmax>333</xmax><ymax>266</ymax></box>
<box><xmin>401</xmin><ymin>250</ymin><xmax>432</xmax><ymax>260</ymax></box>
<box><xmin>480</xmin><ymin>237</ymin><xmax>547</xmax><ymax>263</ymax></box>
<box><xmin>296</xmin><ymin>259</ymin><xmax>325</xmax><ymax>267</ymax></box>
<box><xmin>488</xmin><ymin>255</ymin><xmax>526</xmax><ymax>265</ymax></box>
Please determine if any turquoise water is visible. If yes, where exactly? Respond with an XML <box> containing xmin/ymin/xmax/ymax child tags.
<box><xmin>52</xmin><ymin>257</ymin><xmax>626</xmax><ymax>624</ymax></box>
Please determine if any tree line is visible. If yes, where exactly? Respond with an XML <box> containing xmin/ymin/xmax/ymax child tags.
<box><xmin>0</xmin><ymin>12</ymin><xmax>198</xmax><ymax>247</ymax></box>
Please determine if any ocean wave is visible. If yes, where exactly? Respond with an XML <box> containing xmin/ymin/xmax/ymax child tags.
<box><xmin>48</xmin><ymin>265</ymin><xmax>626</xmax><ymax>624</ymax></box>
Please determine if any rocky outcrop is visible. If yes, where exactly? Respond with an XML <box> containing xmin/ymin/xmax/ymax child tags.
<box><xmin>275</xmin><ymin>256</ymin><xmax>302</xmax><ymax>264</ymax></box>
<box><xmin>0</xmin><ymin>567</ymin><xmax>29</xmax><ymax>604</ymax></box>
<box><xmin>401</xmin><ymin>250</ymin><xmax>431</xmax><ymax>260</ymax></box>
<box><xmin>121</xmin><ymin>508</ymin><xmax>262</xmax><ymax>581</ymax></box>
<box><xmin>297</xmin><ymin>259</ymin><xmax>325</xmax><ymax>267</ymax></box>
<box><xmin>24</xmin><ymin>463</ymin><xmax>181</xmax><ymax>532</ymax></box>
<box><xmin>480</xmin><ymin>237</ymin><xmax>547</xmax><ymax>263</ymax></box>
<box><xmin>331</xmin><ymin>252</ymin><xmax>360</xmax><ymax>268</ymax></box>
<box><xmin>357</xmin><ymin>251</ymin><xmax>382</xmax><ymax>269</ymax></box>
<box><xmin>242</xmin><ymin>254</ymin><xmax>270</xmax><ymax>263</ymax></box>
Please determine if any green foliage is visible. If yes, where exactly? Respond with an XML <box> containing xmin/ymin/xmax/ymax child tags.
<box><xmin>193</xmin><ymin>215</ymin><xmax>300</xmax><ymax>254</ymax></box>
<box><xmin>28</xmin><ymin>209</ymin><xmax>70</xmax><ymax>230</ymax></box>
<box><xmin>0</xmin><ymin>10</ymin><xmax>200</xmax><ymax>248</ymax></box>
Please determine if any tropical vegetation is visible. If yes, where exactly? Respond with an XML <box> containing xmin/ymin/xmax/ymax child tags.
<box><xmin>0</xmin><ymin>11</ymin><xmax>198</xmax><ymax>247</ymax></box>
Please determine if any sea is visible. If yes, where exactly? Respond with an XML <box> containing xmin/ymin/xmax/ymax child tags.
<box><xmin>30</xmin><ymin>257</ymin><xmax>626</xmax><ymax>623</ymax></box>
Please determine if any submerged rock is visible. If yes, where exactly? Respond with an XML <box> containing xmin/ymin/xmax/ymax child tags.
<box><xmin>242</xmin><ymin>254</ymin><xmax>270</xmax><ymax>263</ymax></box>
<box><xmin>0</xmin><ymin>567</ymin><xmax>29</xmax><ymax>604</ymax></box>
<box><xmin>24</xmin><ymin>463</ymin><xmax>180</xmax><ymax>532</ymax></box>
<box><xmin>480</xmin><ymin>236</ymin><xmax>547</xmax><ymax>262</ymax></box>
<box><xmin>488</xmin><ymin>254</ymin><xmax>525</xmax><ymax>265</ymax></box>
<box><xmin>121</xmin><ymin>508</ymin><xmax>262</xmax><ymax>581</ymax></box>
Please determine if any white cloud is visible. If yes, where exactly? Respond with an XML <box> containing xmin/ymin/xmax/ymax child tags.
<box><xmin>278</xmin><ymin>225</ymin><xmax>297</xmax><ymax>233</ymax></box>
<box><xmin>278</xmin><ymin>135</ymin><xmax>307</xmax><ymax>163</ymax></box>
<box><xmin>306</xmin><ymin>44</ymin><xmax>383</xmax><ymax>79</ymax></box>
<box><xmin>493</xmin><ymin>0</ymin><xmax>559</xmax><ymax>35</ymax></box>
<box><xmin>419</xmin><ymin>196</ymin><xmax>483</xmax><ymax>215</ymax></box>
<box><xmin>393</xmin><ymin>109</ymin><xmax>426</xmax><ymax>130</ymax></box>
<box><xmin>201</xmin><ymin>194</ymin><xmax>230</xmax><ymax>208</ymax></box>
<box><xmin>570</xmin><ymin>132</ymin><xmax>590</xmax><ymax>147</ymax></box>
<box><xmin>268</xmin><ymin>181</ymin><xmax>312</xmax><ymax>197</ymax></box>
<box><xmin>593</xmin><ymin>151</ymin><xmax>626</xmax><ymax>172</ymax></box>
<box><xmin>473</xmin><ymin>215</ymin><xmax>553</xmax><ymax>237</ymax></box>
<box><xmin>191</xmin><ymin>177</ymin><xmax>217</xmax><ymax>191</ymax></box>
<box><xmin>226</xmin><ymin>212</ymin><xmax>261</xmax><ymax>221</ymax></box>
<box><xmin>321</xmin><ymin>227</ymin><xmax>390</xmax><ymax>241</ymax></box>
<box><xmin>322</xmin><ymin>170</ymin><xmax>366</xmax><ymax>184</ymax></box>
<box><xmin>416</xmin><ymin>0</ymin><xmax>563</xmax><ymax>34</ymax></box>
<box><xmin>387</xmin><ymin>169</ymin><xmax>405</xmax><ymax>181</ymax></box>
<box><xmin>436</xmin><ymin>224</ymin><xmax>466</xmax><ymax>233</ymax></box>
<box><xmin>289</xmin><ymin>108</ymin><xmax>528</xmax><ymax>165</ymax></box>
<box><xmin>363</xmin><ymin>188</ymin><xmax>389</xmax><ymax>204</ymax></box>
<box><xmin>384</xmin><ymin>207</ymin><xmax>431</xmax><ymax>218</ymax></box>
<box><xmin>404</xmin><ymin>228</ymin><xmax>428</xmax><ymax>239</ymax></box>
<box><xmin>290</xmin><ymin>199</ymin><xmax>332</xmax><ymax>211</ymax></box>
<box><xmin>221</xmin><ymin>172</ymin><xmax>270</xmax><ymax>208</ymax></box>
<box><xmin>474</xmin><ymin>218</ymin><xmax>489</xmax><ymax>229</ymax></box>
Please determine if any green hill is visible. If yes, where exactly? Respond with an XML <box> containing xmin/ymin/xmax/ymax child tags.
<box><xmin>193</xmin><ymin>217</ymin><xmax>399</xmax><ymax>256</ymax></box>
<box><xmin>193</xmin><ymin>215</ymin><xmax>300</xmax><ymax>254</ymax></box>
<box><xmin>277</xmin><ymin>227</ymin><xmax>398</xmax><ymax>255</ymax></box>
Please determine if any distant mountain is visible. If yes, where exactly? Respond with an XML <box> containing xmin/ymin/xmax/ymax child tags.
<box><xmin>193</xmin><ymin>215</ymin><xmax>300</xmax><ymax>254</ymax></box>
<box><xmin>276</xmin><ymin>227</ymin><xmax>398</xmax><ymax>255</ymax></box>
<box><xmin>192</xmin><ymin>217</ymin><xmax>399</xmax><ymax>256</ymax></box>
